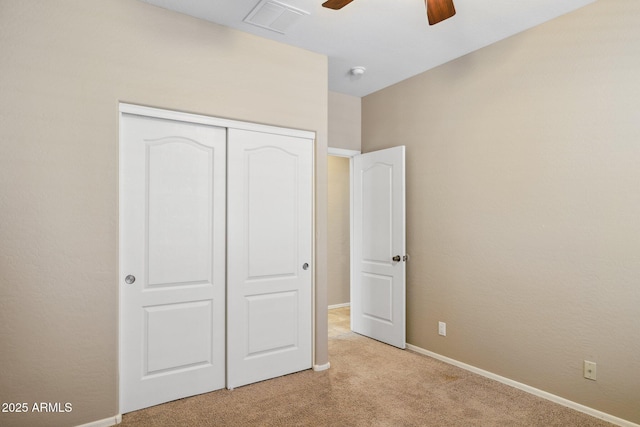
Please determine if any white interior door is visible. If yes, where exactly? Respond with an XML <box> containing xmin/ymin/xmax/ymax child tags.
<box><xmin>227</xmin><ymin>128</ymin><xmax>313</xmax><ymax>389</ymax></box>
<box><xmin>352</xmin><ymin>146</ymin><xmax>406</xmax><ymax>349</ymax></box>
<box><xmin>120</xmin><ymin>114</ymin><xmax>226</xmax><ymax>413</ymax></box>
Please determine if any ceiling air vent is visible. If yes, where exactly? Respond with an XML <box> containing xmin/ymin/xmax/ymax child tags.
<box><xmin>244</xmin><ymin>0</ymin><xmax>310</xmax><ymax>34</ymax></box>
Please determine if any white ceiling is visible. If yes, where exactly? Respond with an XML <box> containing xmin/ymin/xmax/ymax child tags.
<box><xmin>140</xmin><ymin>0</ymin><xmax>596</xmax><ymax>97</ymax></box>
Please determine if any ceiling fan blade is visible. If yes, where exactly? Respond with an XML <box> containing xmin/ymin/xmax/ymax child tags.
<box><xmin>322</xmin><ymin>0</ymin><xmax>354</xmax><ymax>10</ymax></box>
<box><xmin>426</xmin><ymin>0</ymin><xmax>456</xmax><ymax>25</ymax></box>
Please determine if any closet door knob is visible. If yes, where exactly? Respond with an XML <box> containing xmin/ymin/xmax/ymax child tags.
<box><xmin>302</xmin><ymin>263</ymin><xmax>309</xmax><ymax>270</ymax></box>
<box><xmin>125</xmin><ymin>275</ymin><xmax>136</xmax><ymax>284</ymax></box>
<box><xmin>392</xmin><ymin>255</ymin><xmax>401</xmax><ymax>262</ymax></box>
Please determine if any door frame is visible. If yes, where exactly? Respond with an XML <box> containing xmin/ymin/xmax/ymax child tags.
<box><xmin>327</xmin><ymin>148</ymin><xmax>360</xmax><ymax>317</ymax></box>
<box><xmin>118</xmin><ymin>103</ymin><xmax>317</xmax><ymax>410</ymax></box>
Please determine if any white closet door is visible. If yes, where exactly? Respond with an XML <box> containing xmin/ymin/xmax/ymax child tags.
<box><xmin>227</xmin><ymin>128</ymin><xmax>313</xmax><ymax>389</ymax></box>
<box><xmin>120</xmin><ymin>114</ymin><xmax>226</xmax><ymax>413</ymax></box>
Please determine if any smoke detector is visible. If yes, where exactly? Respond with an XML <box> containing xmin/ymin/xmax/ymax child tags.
<box><xmin>350</xmin><ymin>66</ymin><xmax>366</xmax><ymax>76</ymax></box>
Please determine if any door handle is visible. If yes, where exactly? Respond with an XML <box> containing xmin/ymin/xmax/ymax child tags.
<box><xmin>392</xmin><ymin>255</ymin><xmax>401</xmax><ymax>262</ymax></box>
<box><xmin>125</xmin><ymin>275</ymin><xmax>136</xmax><ymax>284</ymax></box>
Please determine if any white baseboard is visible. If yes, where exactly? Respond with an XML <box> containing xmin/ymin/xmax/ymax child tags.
<box><xmin>406</xmin><ymin>344</ymin><xmax>638</xmax><ymax>427</ymax></box>
<box><xmin>76</xmin><ymin>413</ymin><xmax>122</xmax><ymax>427</ymax></box>
<box><xmin>313</xmin><ymin>362</ymin><xmax>331</xmax><ymax>372</ymax></box>
<box><xmin>328</xmin><ymin>302</ymin><xmax>350</xmax><ymax>309</ymax></box>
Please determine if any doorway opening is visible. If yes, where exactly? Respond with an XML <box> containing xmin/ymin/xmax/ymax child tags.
<box><xmin>327</xmin><ymin>149</ymin><xmax>359</xmax><ymax>336</ymax></box>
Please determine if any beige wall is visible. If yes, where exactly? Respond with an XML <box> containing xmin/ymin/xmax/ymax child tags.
<box><xmin>327</xmin><ymin>91</ymin><xmax>360</xmax><ymax>308</ymax></box>
<box><xmin>362</xmin><ymin>0</ymin><xmax>640</xmax><ymax>423</ymax></box>
<box><xmin>328</xmin><ymin>156</ymin><xmax>351</xmax><ymax>306</ymax></box>
<box><xmin>0</xmin><ymin>1</ymin><xmax>328</xmax><ymax>426</ymax></box>
<box><xmin>327</xmin><ymin>91</ymin><xmax>360</xmax><ymax>307</ymax></box>
<box><xmin>328</xmin><ymin>91</ymin><xmax>361</xmax><ymax>151</ymax></box>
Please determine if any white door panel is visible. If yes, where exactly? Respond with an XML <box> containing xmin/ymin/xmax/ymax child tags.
<box><xmin>362</xmin><ymin>163</ymin><xmax>393</xmax><ymax>263</ymax></box>
<box><xmin>352</xmin><ymin>146</ymin><xmax>406</xmax><ymax>349</ymax></box>
<box><xmin>227</xmin><ymin>128</ymin><xmax>313</xmax><ymax>389</ymax></box>
<box><xmin>246</xmin><ymin>147</ymin><xmax>298</xmax><ymax>278</ymax></box>
<box><xmin>147</xmin><ymin>139</ymin><xmax>214</xmax><ymax>285</ymax></box>
<box><xmin>120</xmin><ymin>114</ymin><xmax>226</xmax><ymax>413</ymax></box>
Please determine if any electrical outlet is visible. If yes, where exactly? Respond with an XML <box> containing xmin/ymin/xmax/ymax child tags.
<box><xmin>438</xmin><ymin>321</ymin><xmax>446</xmax><ymax>336</ymax></box>
<box><xmin>584</xmin><ymin>360</ymin><xmax>597</xmax><ymax>381</ymax></box>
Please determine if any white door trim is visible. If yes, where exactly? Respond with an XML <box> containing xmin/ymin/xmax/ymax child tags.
<box><xmin>327</xmin><ymin>147</ymin><xmax>360</xmax><ymax>158</ymax></box>
<box><xmin>120</xmin><ymin>103</ymin><xmax>315</xmax><ymax>140</ymax></box>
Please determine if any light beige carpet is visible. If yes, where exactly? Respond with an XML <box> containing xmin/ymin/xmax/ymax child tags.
<box><xmin>120</xmin><ymin>307</ymin><xmax>614</xmax><ymax>426</ymax></box>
